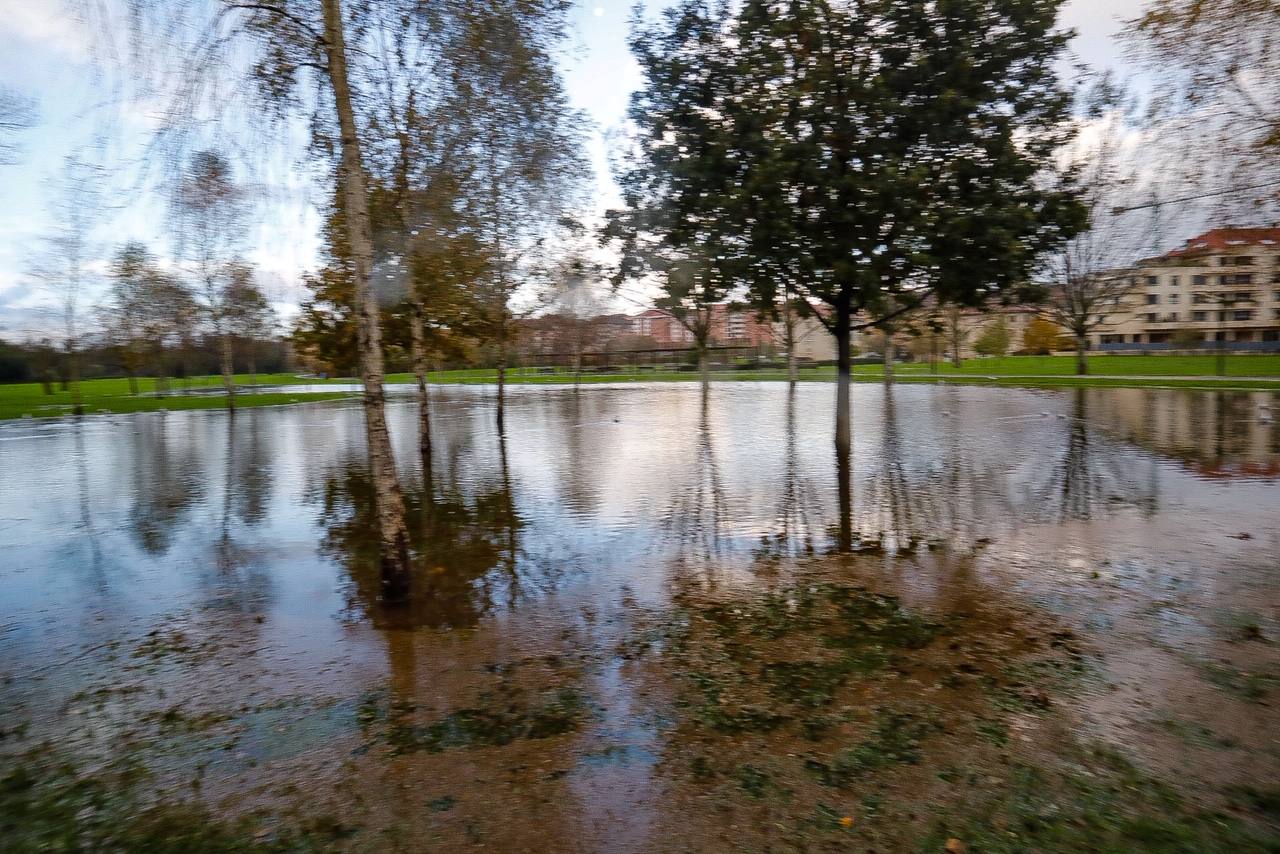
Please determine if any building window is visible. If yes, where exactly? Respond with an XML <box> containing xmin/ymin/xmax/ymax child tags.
<box><xmin>1145</xmin><ymin>313</ymin><xmax>1158</xmax><ymax>322</ymax></box>
<box><xmin>1193</xmin><ymin>275</ymin><xmax>1207</xmax><ymax>286</ymax></box>
<box><xmin>1192</xmin><ymin>311</ymin><xmax>1208</xmax><ymax>321</ymax></box>
<box><xmin>1192</xmin><ymin>293</ymin><xmax>1208</xmax><ymax>304</ymax></box>
<box><xmin>1146</xmin><ymin>294</ymin><xmax>1159</xmax><ymax>304</ymax></box>
<box><xmin>1145</xmin><ymin>275</ymin><xmax>1158</xmax><ymax>285</ymax></box>
<box><xmin>1170</xmin><ymin>276</ymin><xmax>1180</xmax><ymax>287</ymax></box>
<box><xmin>1274</xmin><ymin>291</ymin><xmax>1280</xmax><ymax>301</ymax></box>
<box><xmin>1101</xmin><ymin>334</ymin><xmax>1124</xmax><ymax>344</ymax></box>
<box><xmin>1235</xmin><ymin>256</ymin><xmax>1254</xmax><ymax>265</ymax></box>
<box><xmin>1219</xmin><ymin>257</ymin><xmax>1231</xmax><ymax>267</ymax></box>
<box><xmin>1168</xmin><ymin>312</ymin><xmax>1179</xmax><ymax>321</ymax></box>
<box><xmin>1233</xmin><ymin>310</ymin><xmax>1253</xmax><ymax>321</ymax></box>
<box><xmin>1234</xmin><ymin>292</ymin><xmax>1254</xmax><ymax>302</ymax></box>
<box><xmin>1168</xmin><ymin>293</ymin><xmax>1179</xmax><ymax>304</ymax></box>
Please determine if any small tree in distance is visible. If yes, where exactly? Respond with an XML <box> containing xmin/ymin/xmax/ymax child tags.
<box><xmin>973</xmin><ymin>318</ymin><xmax>1010</xmax><ymax>358</ymax></box>
<box><xmin>1023</xmin><ymin>317</ymin><xmax>1064</xmax><ymax>355</ymax></box>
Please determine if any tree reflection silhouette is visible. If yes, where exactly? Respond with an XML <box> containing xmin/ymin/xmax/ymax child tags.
<box><xmin>128</xmin><ymin>414</ymin><xmax>204</xmax><ymax>555</ymax></box>
<box><xmin>1031</xmin><ymin>388</ymin><xmax>1159</xmax><ymax>521</ymax></box>
<box><xmin>664</xmin><ymin>384</ymin><xmax>727</xmax><ymax>557</ymax></box>
<box><xmin>762</xmin><ymin>385</ymin><xmax>820</xmax><ymax>557</ymax></box>
<box><xmin>834</xmin><ymin>387</ymin><xmax>1010</xmax><ymax>552</ymax></box>
<box><xmin>319</xmin><ymin>429</ymin><xmax>524</xmax><ymax>629</ymax></box>
<box><xmin>205</xmin><ymin>414</ymin><xmax>274</xmax><ymax>614</ymax></box>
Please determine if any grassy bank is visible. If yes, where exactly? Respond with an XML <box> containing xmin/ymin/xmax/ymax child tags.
<box><xmin>0</xmin><ymin>375</ymin><xmax>352</xmax><ymax>420</ymax></box>
<box><xmin>407</xmin><ymin>367</ymin><xmax>1280</xmax><ymax>392</ymax></box>
<box><xmin>4</xmin><ymin>354</ymin><xmax>1279</xmax><ymax>420</ymax></box>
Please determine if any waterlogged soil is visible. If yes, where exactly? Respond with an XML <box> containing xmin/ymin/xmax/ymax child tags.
<box><xmin>2</xmin><ymin>383</ymin><xmax>1279</xmax><ymax>851</ymax></box>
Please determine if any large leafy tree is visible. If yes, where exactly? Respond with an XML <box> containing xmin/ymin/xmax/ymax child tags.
<box><xmin>729</xmin><ymin>0</ymin><xmax>1084</xmax><ymax>455</ymax></box>
<box><xmin>607</xmin><ymin>0</ymin><xmax>746</xmax><ymax>385</ymax></box>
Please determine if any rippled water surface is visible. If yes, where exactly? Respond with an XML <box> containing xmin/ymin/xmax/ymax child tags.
<box><xmin>2</xmin><ymin>382</ymin><xmax>1278</xmax><ymax>850</ymax></box>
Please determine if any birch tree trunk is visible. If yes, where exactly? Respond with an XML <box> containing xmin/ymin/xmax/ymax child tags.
<box><xmin>66</xmin><ymin>346</ymin><xmax>82</xmax><ymax>416</ymax></box>
<box><xmin>321</xmin><ymin>0</ymin><xmax>412</xmax><ymax>603</ymax></box>
<box><xmin>496</xmin><ymin>322</ymin><xmax>507</xmax><ymax>430</ymax></box>
<box><xmin>219</xmin><ymin>328</ymin><xmax>236</xmax><ymax>414</ymax></box>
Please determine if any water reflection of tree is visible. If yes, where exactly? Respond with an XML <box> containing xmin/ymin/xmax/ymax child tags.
<box><xmin>231</xmin><ymin>409</ymin><xmax>273</xmax><ymax>526</ymax></box>
<box><xmin>1029</xmin><ymin>388</ymin><xmax>1159</xmax><ymax>521</ymax></box>
<box><xmin>204</xmin><ymin>415</ymin><xmax>274</xmax><ymax>614</ymax></box>
<box><xmin>128</xmin><ymin>415</ymin><xmax>203</xmax><ymax>554</ymax></box>
<box><xmin>72</xmin><ymin>417</ymin><xmax>105</xmax><ymax>587</ymax></box>
<box><xmin>762</xmin><ymin>385</ymin><xmax>820</xmax><ymax>556</ymax></box>
<box><xmin>319</xmin><ymin>430</ymin><xmax>525</xmax><ymax>629</ymax></box>
<box><xmin>664</xmin><ymin>385</ymin><xmax>727</xmax><ymax>556</ymax></box>
<box><xmin>835</xmin><ymin>387</ymin><xmax>1003</xmax><ymax>552</ymax></box>
<box><xmin>553</xmin><ymin>391</ymin><xmax>605</xmax><ymax>516</ymax></box>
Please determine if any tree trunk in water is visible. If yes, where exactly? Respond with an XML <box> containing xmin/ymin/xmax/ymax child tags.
<box><xmin>67</xmin><ymin>348</ymin><xmax>82</xmax><ymax>416</ymax></box>
<box><xmin>248</xmin><ymin>354</ymin><xmax>257</xmax><ymax>394</ymax></box>
<box><xmin>496</xmin><ymin>359</ymin><xmax>506</xmax><ymax>429</ymax></box>
<box><xmin>409</xmin><ymin>304</ymin><xmax>433</xmax><ymax>475</ymax></box>
<box><xmin>834</xmin><ymin>300</ymin><xmax>852</xmax><ymax>463</ymax></box>
<box><xmin>882</xmin><ymin>334</ymin><xmax>894</xmax><ymax>384</ymax></box>
<box><xmin>698</xmin><ymin>343</ymin><xmax>710</xmax><ymax>388</ymax></box>
<box><xmin>785</xmin><ymin>312</ymin><xmax>798</xmax><ymax>386</ymax></box>
<box><xmin>1075</xmin><ymin>333</ymin><xmax>1088</xmax><ymax>375</ymax></box>
<box><xmin>220</xmin><ymin>331</ymin><xmax>236</xmax><ymax>414</ymax></box>
<box><xmin>322</xmin><ymin>0</ymin><xmax>412</xmax><ymax>604</ymax></box>
<box><xmin>836</xmin><ymin>429</ymin><xmax>853</xmax><ymax>553</ymax></box>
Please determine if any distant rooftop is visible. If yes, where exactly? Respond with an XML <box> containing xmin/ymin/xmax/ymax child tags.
<box><xmin>1161</xmin><ymin>226</ymin><xmax>1280</xmax><ymax>259</ymax></box>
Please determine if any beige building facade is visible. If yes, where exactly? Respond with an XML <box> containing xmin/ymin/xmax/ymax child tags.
<box><xmin>1086</xmin><ymin>227</ymin><xmax>1280</xmax><ymax>352</ymax></box>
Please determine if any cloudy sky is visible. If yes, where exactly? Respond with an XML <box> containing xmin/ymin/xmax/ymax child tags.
<box><xmin>0</xmin><ymin>0</ymin><xmax>1146</xmax><ymax>340</ymax></box>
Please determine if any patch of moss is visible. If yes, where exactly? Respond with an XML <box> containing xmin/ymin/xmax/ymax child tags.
<box><xmin>804</xmin><ymin>710</ymin><xmax>938</xmax><ymax>788</ymax></box>
<box><xmin>737</xmin><ymin>764</ymin><xmax>771</xmax><ymax>798</ymax></box>
<box><xmin>1200</xmin><ymin>663</ymin><xmax>1279</xmax><ymax>703</ymax></box>
<box><xmin>0</xmin><ymin>753</ymin><xmax>352</xmax><ymax>853</ymax></box>
<box><xmin>923</xmin><ymin>747</ymin><xmax>1280</xmax><ymax>854</ymax></box>
<box><xmin>359</xmin><ymin>688</ymin><xmax>587</xmax><ymax>755</ymax></box>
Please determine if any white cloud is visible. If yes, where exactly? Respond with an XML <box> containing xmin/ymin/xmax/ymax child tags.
<box><xmin>0</xmin><ymin>0</ymin><xmax>92</xmax><ymax>61</ymax></box>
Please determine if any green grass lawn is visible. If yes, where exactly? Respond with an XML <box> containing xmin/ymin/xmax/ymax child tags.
<box><xmin>0</xmin><ymin>374</ymin><xmax>352</xmax><ymax>420</ymax></box>
<box><xmin>856</xmin><ymin>353</ymin><xmax>1280</xmax><ymax>377</ymax></box>
<box><xmin>3</xmin><ymin>354</ymin><xmax>1278</xmax><ymax>420</ymax></box>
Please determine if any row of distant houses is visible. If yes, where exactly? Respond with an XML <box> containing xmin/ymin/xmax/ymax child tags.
<box><xmin>517</xmin><ymin>226</ymin><xmax>1280</xmax><ymax>362</ymax></box>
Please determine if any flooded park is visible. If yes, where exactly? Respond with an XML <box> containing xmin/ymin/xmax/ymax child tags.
<box><xmin>2</xmin><ymin>382</ymin><xmax>1278</xmax><ymax>851</ymax></box>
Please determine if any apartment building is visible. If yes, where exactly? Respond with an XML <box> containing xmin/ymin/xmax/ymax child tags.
<box><xmin>629</xmin><ymin>305</ymin><xmax>774</xmax><ymax>349</ymax></box>
<box><xmin>1089</xmin><ymin>227</ymin><xmax>1280</xmax><ymax>351</ymax></box>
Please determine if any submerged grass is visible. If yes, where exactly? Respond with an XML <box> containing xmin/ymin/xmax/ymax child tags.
<box><xmin>923</xmin><ymin>746</ymin><xmax>1280</xmax><ymax>854</ymax></box>
<box><xmin>356</xmin><ymin>687</ymin><xmax>587</xmax><ymax>756</ymax></box>
<box><xmin>803</xmin><ymin>709</ymin><xmax>939</xmax><ymax>788</ymax></box>
<box><xmin>673</xmin><ymin>583</ymin><xmax>941</xmax><ymax>735</ymax></box>
<box><xmin>0</xmin><ymin>749</ymin><xmax>354</xmax><ymax>853</ymax></box>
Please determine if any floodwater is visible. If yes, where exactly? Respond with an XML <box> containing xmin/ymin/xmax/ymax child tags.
<box><xmin>2</xmin><ymin>383</ymin><xmax>1278</xmax><ymax>850</ymax></box>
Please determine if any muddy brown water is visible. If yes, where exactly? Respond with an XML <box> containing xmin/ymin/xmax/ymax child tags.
<box><xmin>1</xmin><ymin>382</ymin><xmax>1278</xmax><ymax>851</ymax></box>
